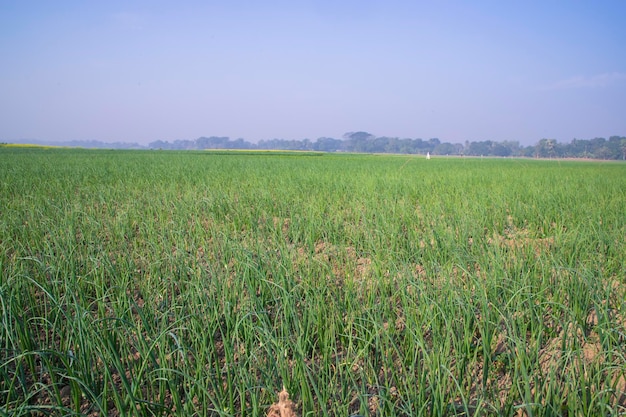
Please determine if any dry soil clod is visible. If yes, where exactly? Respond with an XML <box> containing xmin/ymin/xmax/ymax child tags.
<box><xmin>267</xmin><ymin>387</ymin><xmax>298</xmax><ymax>417</ymax></box>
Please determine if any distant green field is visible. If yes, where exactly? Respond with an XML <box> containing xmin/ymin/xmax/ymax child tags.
<box><xmin>1</xmin><ymin>147</ymin><xmax>625</xmax><ymax>416</ymax></box>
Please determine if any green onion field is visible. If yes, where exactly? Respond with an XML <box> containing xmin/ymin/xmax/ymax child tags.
<box><xmin>1</xmin><ymin>146</ymin><xmax>625</xmax><ymax>416</ymax></box>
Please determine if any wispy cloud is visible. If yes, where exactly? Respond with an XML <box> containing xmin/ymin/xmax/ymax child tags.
<box><xmin>544</xmin><ymin>72</ymin><xmax>626</xmax><ymax>90</ymax></box>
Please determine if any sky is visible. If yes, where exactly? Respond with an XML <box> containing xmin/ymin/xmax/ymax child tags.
<box><xmin>1</xmin><ymin>1</ymin><xmax>625</xmax><ymax>146</ymax></box>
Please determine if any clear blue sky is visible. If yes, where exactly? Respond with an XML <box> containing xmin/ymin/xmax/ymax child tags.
<box><xmin>2</xmin><ymin>1</ymin><xmax>625</xmax><ymax>145</ymax></box>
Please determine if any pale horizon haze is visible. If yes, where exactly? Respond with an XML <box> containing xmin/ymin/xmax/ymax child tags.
<box><xmin>2</xmin><ymin>1</ymin><xmax>625</xmax><ymax>146</ymax></box>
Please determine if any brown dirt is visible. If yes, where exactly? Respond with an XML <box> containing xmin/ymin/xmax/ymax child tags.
<box><xmin>267</xmin><ymin>387</ymin><xmax>298</xmax><ymax>417</ymax></box>
<box><xmin>487</xmin><ymin>218</ymin><xmax>555</xmax><ymax>256</ymax></box>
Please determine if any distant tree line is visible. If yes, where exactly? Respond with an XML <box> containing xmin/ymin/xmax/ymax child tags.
<box><xmin>149</xmin><ymin>133</ymin><xmax>626</xmax><ymax>160</ymax></box>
